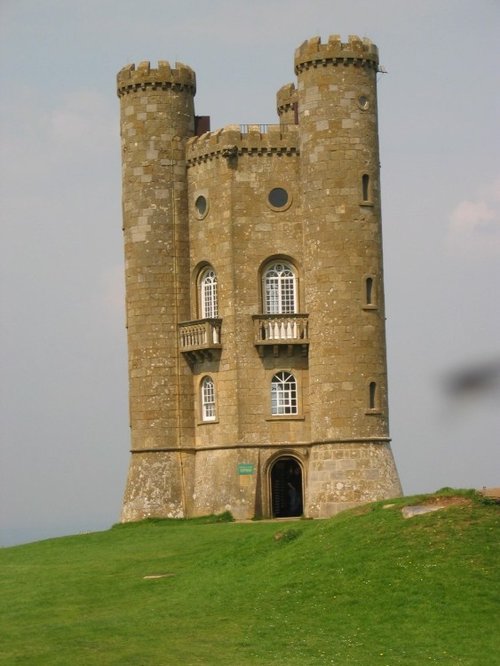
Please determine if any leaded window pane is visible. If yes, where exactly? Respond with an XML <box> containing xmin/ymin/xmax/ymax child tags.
<box><xmin>202</xmin><ymin>376</ymin><xmax>216</xmax><ymax>421</ymax></box>
<box><xmin>263</xmin><ymin>263</ymin><xmax>297</xmax><ymax>314</ymax></box>
<box><xmin>201</xmin><ymin>269</ymin><xmax>218</xmax><ymax>318</ymax></box>
<box><xmin>271</xmin><ymin>371</ymin><xmax>298</xmax><ymax>415</ymax></box>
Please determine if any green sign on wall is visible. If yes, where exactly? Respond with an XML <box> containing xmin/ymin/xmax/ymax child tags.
<box><xmin>237</xmin><ymin>463</ymin><xmax>255</xmax><ymax>475</ymax></box>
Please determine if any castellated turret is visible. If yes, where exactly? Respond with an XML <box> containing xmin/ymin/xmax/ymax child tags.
<box><xmin>117</xmin><ymin>61</ymin><xmax>196</xmax><ymax>520</ymax></box>
<box><xmin>117</xmin><ymin>37</ymin><xmax>402</xmax><ymax>522</ymax></box>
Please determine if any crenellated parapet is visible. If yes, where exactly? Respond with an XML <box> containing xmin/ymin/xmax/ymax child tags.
<box><xmin>117</xmin><ymin>60</ymin><xmax>196</xmax><ymax>97</ymax></box>
<box><xmin>294</xmin><ymin>34</ymin><xmax>378</xmax><ymax>73</ymax></box>
<box><xmin>276</xmin><ymin>83</ymin><xmax>297</xmax><ymax>117</ymax></box>
<box><xmin>186</xmin><ymin>124</ymin><xmax>299</xmax><ymax>165</ymax></box>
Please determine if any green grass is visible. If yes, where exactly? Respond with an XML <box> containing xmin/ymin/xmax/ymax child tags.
<box><xmin>1</xmin><ymin>490</ymin><xmax>498</xmax><ymax>665</ymax></box>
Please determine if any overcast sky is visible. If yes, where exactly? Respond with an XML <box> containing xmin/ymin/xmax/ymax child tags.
<box><xmin>1</xmin><ymin>0</ymin><xmax>499</xmax><ymax>547</ymax></box>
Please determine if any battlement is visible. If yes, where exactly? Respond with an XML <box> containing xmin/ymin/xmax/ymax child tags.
<box><xmin>117</xmin><ymin>61</ymin><xmax>196</xmax><ymax>97</ymax></box>
<box><xmin>294</xmin><ymin>35</ymin><xmax>378</xmax><ymax>73</ymax></box>
<box><xmin>276</xmin><ymin>83</ymin><xmax>297</xmax><ymax>114</ymax></box>
<box><xmin>186</xmin><ymin>124</ymin><xmax>299</xmax><ymax>165</ymax></box>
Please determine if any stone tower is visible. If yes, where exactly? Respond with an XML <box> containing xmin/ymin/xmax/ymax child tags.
<box><xmin>117</xmin><ymin>62</ymin><xmax>195</xmax><ymax>519</ymax></box>
<box><xmin>117</xmin><ymin>36</ymin><xmax>402</xmax><ymax>522</ymax></box>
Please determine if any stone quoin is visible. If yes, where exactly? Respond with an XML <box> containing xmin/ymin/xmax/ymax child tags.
<box><xmin>117</xmin><ymin>35</ymin><xmax>402</xmax><ymax>521</ymax></box>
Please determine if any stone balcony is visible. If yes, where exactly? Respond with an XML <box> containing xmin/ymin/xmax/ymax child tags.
<box><xmin>178</xmin><ymin>318</ymin><xmax>222</xmax><ymax>362</ymax></box>
<box><xmin>252</xmin><ymin>314</ymin><xmax>309</xmax><ymax>357</ymax></box>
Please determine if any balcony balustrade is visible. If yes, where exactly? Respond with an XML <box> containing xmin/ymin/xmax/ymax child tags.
<box><xmin>252</xmin><ymin>314</ymin><xmax>309</xmax><ymax>357</ymax></box>
<box><xmin>178</xmin><ymin>318</ymin><xmax>222</xmax><ymax>362</ymax></box>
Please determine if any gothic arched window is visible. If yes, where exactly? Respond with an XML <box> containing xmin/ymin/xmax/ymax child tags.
<box><xmin>200</xmin><ymin>268</ymin><xmax>218</xmax><ymax>319</ymax></box>
<box><xmin>263</xmin><ymin>262</ymin><xmax>297</xmax><ymax>314</ymax></box>
<box><xmin>201</xmin><ymin>376</ymin><xmax>216</xmax><ymax>421</ymax></box>
<box><xmin>271</xmin><ymin>371</ymin><xmax>298</xmax><ymax>415</ymax></box>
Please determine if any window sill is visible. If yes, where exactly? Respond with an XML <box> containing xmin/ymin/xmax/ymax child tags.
<box><xmin>359</xmin><ymin>201</ymin><xmax>374</xmax><ymax>207</ymax></box>
<box><xmin>365</xmin><ymin>409</ymin><xmax>382</xmax><ymax>416</ymax></box>
<box><xmin>266</xmin><ymin>415</ymin><xmax>305</xmax><ymax>422</ymax></box>
<box><xmin>197</xmin><ymin>419</ymin><xmax>219</xmax><ymax>426</ymax></box>
<box><xmin>362</xmin><ymin>304</ymin><xmax>378</xmax><ymax>311</ymax></box>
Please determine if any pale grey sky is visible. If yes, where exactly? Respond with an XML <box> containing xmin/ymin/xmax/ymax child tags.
<box><xmin>1</xmin><ymin>0</ymin><xmax>499</xmax><ymax>546</ymax></box>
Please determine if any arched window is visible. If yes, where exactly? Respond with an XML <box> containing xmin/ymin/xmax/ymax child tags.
<box><xmin>201</xmin><ymin>376</ymin><xmax>216</xmax><ymax>421</ymax></box>
<box><xmin>362</xmin><ymin>275</ymin><xmax>377</xmax><ymax>308</ymax></box>
<box><xmin>271</xmin><ymin>371</ymin><xmax>298</xmax><ymax>415</ymax></box>
<box><xmin>263</xmin><ymin>262</ymin><xmax>297</xmax><ymax>314</ymax></box>
<box><xmin>200</xmin><ymin>268</ymin><xmax>218</xmax><ymax>319</ymax></box>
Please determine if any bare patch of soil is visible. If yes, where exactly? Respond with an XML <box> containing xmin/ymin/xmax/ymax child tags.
<box><xmin>402</xmin><ymin>496</ymin><xmax>472</xmax><ymax>519</ymax></box>
<box><xmin>421</xmin><ymin>496</ymin><xmax>472</xmax><ymax>508</ymax></box>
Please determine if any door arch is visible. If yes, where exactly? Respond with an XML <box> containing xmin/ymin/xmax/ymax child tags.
<box><xmin>270</xmin><ymin>456</ymin><xmax>303</xmax><ymax>518</ymax></box>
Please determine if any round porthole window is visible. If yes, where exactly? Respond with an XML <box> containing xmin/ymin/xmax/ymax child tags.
<box><xmin>268</xmin><ymin>187</ymin><xmax>289</xmax><ymax>209</ymax></box>
<box><xmin>195</xmin><ymin>195</ymin><xmax>208</xmax><ymax>218</ymax></box>
<box><xmin>358</xmin><ymin>96</ymin><xmax>369</xmax><ymax>110</ymax></box>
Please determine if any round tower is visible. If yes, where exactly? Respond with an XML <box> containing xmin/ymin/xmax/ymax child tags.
<box><xmin>117</xmin><ymin>61</ymin><xmax>196</xmax><ymax>520</ymax></box>
<box><xmin>296</xmin><ymin>36</ymin><xmax>401</xmax><ymax>513</ymax></box>
<box><xmin>276</xmin><ymin>83</ymin><xmax>298</xmax><ymax>125</ymax></box>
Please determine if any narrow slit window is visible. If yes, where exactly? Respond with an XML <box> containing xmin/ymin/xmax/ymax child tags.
<box><xmin>366</xmin><ymin>277</ymin><xmax>373</xmax><ymax>305</ymax></box>
<box><xmin>369</xmin><ymin>382</ymin><xmax>377</xmax><ymax>410</ymax></box>
<box><xmin>362</xmin><ymin>174</ymin><xmax>370</xmax><ymax>202</ymax></box>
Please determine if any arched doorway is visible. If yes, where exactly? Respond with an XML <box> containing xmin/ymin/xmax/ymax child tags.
<box><xmin>270</xmin><ymin>457</ymin><xmax>303</xmax><ymax>518</ymax></box>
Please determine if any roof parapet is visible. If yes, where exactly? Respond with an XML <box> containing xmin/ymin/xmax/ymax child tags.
<box><xmin>294</xmin><ymin>34</ymin><xmax>378</xmax><ymax>73</ymax></box>
<box><xmin>186</xmin><ymin>124</ymin><xmax>299</xmax><ymax>165</ymax></box>
<box><xmin>277</xmin><ymin>83</ymin><xmax>297</xmax><ymax>114</ymax></box>
<box><xmin>117</xmin><ymin>61</ymin><xmax>196</xmax><ymax>97</ymax></box>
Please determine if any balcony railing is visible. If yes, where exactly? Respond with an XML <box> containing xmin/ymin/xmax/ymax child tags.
<box><xmin>178</xmin><ymin>318</ymin><xmax>222</xmax><ymax>361</ymax></box>
<box><xmin>252</xmin><ymin>314</ymin><xmax>309</xmax><ymax>357</ymax></box>
<box><xmin>239</xmin><ymin>123</ymin><xmax>295</xmax><ymax>134</ymax></box>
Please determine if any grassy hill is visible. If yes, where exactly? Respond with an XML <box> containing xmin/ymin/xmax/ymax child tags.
<box><xmin>1</xmin><ymin>490</ymin><xmax>498</xmax><ymax>665</ymax></box>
